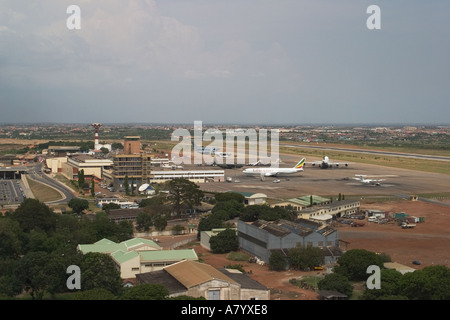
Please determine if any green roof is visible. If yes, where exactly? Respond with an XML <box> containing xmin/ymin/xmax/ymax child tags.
<box><xmin>139</xmin><ymin>249</ymin><xmax>198</xmax><ymax>262</ymax></box>
<box><xmin>111</xmin><ymin>250</ymin><xmax>139</xmax><ymax>264</ymax></box>
<box><xmin>297</xmin><ymin>195</ymin><xmax>330</xmax><ymax>203</ymax></box>
<box><xmin>78</xmin><ymin>237</ymin><xmax>161</xmax><ymax>254</ymax></box>
<box><xmin>286</xmin><ymin>198</ymin><xmax>310</xmax><ymax>206</ymax></box>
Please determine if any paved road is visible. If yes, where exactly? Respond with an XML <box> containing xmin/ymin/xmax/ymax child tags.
<box><xmin>26</xmin><ymin>163</ymin><xmax>76</xmax><ymax>204</ymax></box>
<box><xmin>281</xmin><ymin>144</ymin><xmax>450</xmax><ymax>162</ymax></box>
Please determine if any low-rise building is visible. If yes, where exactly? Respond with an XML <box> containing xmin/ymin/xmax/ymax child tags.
<box><xmin>136</xmin><ymin>260</ymin><xmax>270</xmax><ymax>300</ymax></box>
<box><xmin>64</xmin><ymin>154</ymin><xmax>113</xmax><ymax>180</ymax></box>
<box><xmin>77</xmin><ymin>237</ymin><xmax>198</xmax><ymax>279</ymax></box>
<box><xmin>230</xmin><ymin>191</ymin><xmax>267</xmax><ymax>205</ymax></box>
<box><xmin>150</xmin><ymin>169</ymin><xmax>225</xmax><ymax>183</ymax></box>
<box><xmin>298</xmin><ymin>200</ymin><xmax>360</xmax><ymax>220</ymax></box>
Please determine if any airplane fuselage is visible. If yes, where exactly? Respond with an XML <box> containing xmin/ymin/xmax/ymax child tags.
<box><xmin>242</xmin><ymin>167</ymin><xmax>302</xmax><ymax>177</ymax></box>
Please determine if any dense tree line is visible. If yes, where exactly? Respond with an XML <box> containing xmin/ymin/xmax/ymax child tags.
<box><xmin>0</xmin><ymin>199</ymin><xmax>133</xmax><ymax>299</ymax></box>
<box><xmin>313</xmin><ymin>249</ymin><xmax>450</xmax><ymax>300</ymax></box>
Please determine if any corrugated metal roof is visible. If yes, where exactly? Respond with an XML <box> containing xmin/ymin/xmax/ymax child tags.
<box><xmin>78</xmin><ymin>237</ymin><xmax>161</xmax><ymax>254</ymax></box>
<box><xmin>139</xmin><ymin>249</ymin><xmax>198</xmax><ymax>262</ymax></box>
<box><xmin>164</xmin><ymin>260</ymin><xmax>238</xmax><ymax>288</ymax></box>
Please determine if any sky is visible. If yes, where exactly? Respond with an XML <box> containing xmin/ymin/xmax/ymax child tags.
<box><xmin>0</xmin><ymin>0</ymin><xmax>449</xmax><ymax>125</ymax></box>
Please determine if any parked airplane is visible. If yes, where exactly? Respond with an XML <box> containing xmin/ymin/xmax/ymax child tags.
<box><xmin>242</xmin><ymin>158</ymin><xmax>305</xmax><ymax>180</ymax></box>
<box><xmin>353</xmin><ymin>175</ymin><xmax>385</xmax><ymax>185</ymax></box>
<box><xmin>247</xmin><ymin>159</ymin><xmax>281</xmax><ymax>166</ymax></box>
<box><xmin>192</xmin><ymin>141</ymin><xmax>220</xmax><ymax>155</ymax></box>
<box><xmin>306</xmin><ymin>156</ymin><xmax>349</xmax><ymax>169</ymax></box>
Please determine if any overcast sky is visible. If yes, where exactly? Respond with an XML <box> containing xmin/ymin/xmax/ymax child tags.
<box><xmin>1</xmin><ymin>0</ymin><xmax>449</xmax><ymax>125</ymax></box>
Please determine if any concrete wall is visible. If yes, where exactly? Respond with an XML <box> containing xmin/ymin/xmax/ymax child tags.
<box><xmin>187</xmin><ymin>280</ymin><xmax>240</xmax><ymax>300</ymax></box>
<box><xmin>238</xmin><ymin>220</ymin><xmax>340</xmax><ymax>263</ymax></box>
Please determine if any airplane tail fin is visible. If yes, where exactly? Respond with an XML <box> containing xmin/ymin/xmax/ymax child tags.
<box><xmin>294</xmin><ymin>158</ymin><xmax>306</xmax><ymax>169</ymax></box>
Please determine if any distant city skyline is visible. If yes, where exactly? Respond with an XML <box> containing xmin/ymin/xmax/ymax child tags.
<box><xmin>1</xmin><ymin>1</ymin><xmax>449</xmax><ymax>125</ymax></box>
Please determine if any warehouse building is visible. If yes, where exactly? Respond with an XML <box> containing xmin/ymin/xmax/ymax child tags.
<box><xmin>237</xmin><ymin>219</ymin><xmax>340</xmax><ymax>264</ymax></box>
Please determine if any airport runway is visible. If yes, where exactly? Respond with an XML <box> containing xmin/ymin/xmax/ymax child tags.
<box><xmin>198</xmin><ymin>154</ymin><xmax>450</xmax><ymax>200</ymax></box>
<box><xmin>281</xmin><ymin>144</ymin><xmax>450</xmax><ymax>162</ymax></box>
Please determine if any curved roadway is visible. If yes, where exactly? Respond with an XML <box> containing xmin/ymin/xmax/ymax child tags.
<box><xmin>26</xmin><ymin>163</ymin><xmax>76</xmax><ymax>204</ymax></box>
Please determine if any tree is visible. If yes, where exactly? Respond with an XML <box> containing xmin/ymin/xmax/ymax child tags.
<box><xmin>0</xmin><ymin>218</ymin><xmax>23</xmax><ymax>259</ymax></box>
<box><xmin>269</xmin><ymin>250</ymin><xmax>287</xmax><ymax>271</ymax></box>
<box><xmin>136</xmin><ymin>211</ymin><xmax>153</xmax><ymax>232</ymax></box>
<box><xmin>209</xmin><ymin>229</ymin><xmax>238</xmax><ymax>254</ymax></box>
<box><xmin>197</xmin><ymin>215</ymin><xmax>223</xmax><ymax>234</ymax></box>
<box><xmin>74</xmin><ymin>288</ymin><xmax>117</xmax><ymax>300</ymax></box>
<box><xmin>90</xmin><ymin>179</ymin><xmax>95</xmax><ymax>197</ymax></box>
<box><xmin>78</xmin><ymin>169</ymin><xmax>85</xmax><ymax>189</ymax></box>
<box><xmin>361</xmin><ymin>269</ymin><xmax>405</xmax><ymax>300</ymax></box>
<box><xmin>172</xmin><ymin>225</ymin><xmax>185</xmax><ymax>235</ymax></box>
<box><xmin>124</xmin><ymin>175</ymin><xmax>129</xmax><ymax>195</ymax></box>
<box><xmin>240</xmin><ymin>205</ymin><xmax>293</xmax><ymax>222</ymax></box>
<box><xmin>68</xmin><ymin>198</ymin><xmax>89</xmax><ymax>214</ymax></box>
<box><xmin>112</xmin><ymin>142</ymin><xmax>123</xmax><ymax>150</ymax></box>
<box><xmin>287</xmin><ymin>245</ymin><xmax>324</xmax><ymax>270</ymax></box>
<box><xmin>215</xmin><ymin>192</ymin><xmax>245</xmax><ymax>203</ymax></box>
<box><xmin>121</xmin><ymin>283</ymin><xmax>169</xmax><ymax>300</ymax></box>
<box><xmin>91</xmin><ymin>211</ymin><xmax>133</xmax><ymax>242</ymax></box>
<box><xmin>153</xmin><ymin>214</ymin><xmax>167</xmax><ymax>231</ymax></box>
<box><xmin>102</xmin><ymin>203</ymin><xmax>121</xmax><ymax>213</ymax></box>
<box><xmin>14</xmin><ymin>251</ymin><xmax>66</xmax><ymax>299</ymax></box>
<box><xmin>211</xmin><ymin>200</ymin><xmax>244</xmax><ymax>220</ymax></box>
<box><xmin>167</xmin><ymin>178</ymin><xmax>204</xmax><ymax>215</ymax></box>
<box><xmin>80</xmin><ymin>252</ymin><xmax>122</xmax><ymax>295</ymax></box>
<box><xmin>399</xmin><ymin>265</ymin><xmax>450</xmax><ymax>300</ymax></box>
<box><xmin>318</xmin><ymin>273</ymin><xmax>353</xmax><ymax>298</ymax></box>
<box><xmin>334</xmin><ymin>249</ymin><xmax>384</xmax><ymax>281</ymax></box>
<box><xmin>11</xmin><ymin>198</ymin><xmax>57</xmax><ymax>234</ymax></box>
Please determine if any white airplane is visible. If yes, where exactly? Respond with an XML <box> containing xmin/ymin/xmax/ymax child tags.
<box><xmin>192</xmin><ymin>141</ymin><xmax>220</xmax><ymax>155</ymax></box>
<box><xmin>247</xmin><ymin>158</ymin><xmax>281</xmax><ymax>166</ymax></box>
<box><xmin>215</xmin><ymin>152</ymin><xmax>231</xmax><ymax>158</ymax></box>
<box><xmin>243</xmin><ymin>158</ymin><xmax>305</xmax><ymax>180</ymax></box>
<box><xmin>306</xmin><ymin>156</ymin><xmax>349</xmax><ymax>169</ymax></box>
<box><xmin>353</xmin><ymin>175</ymin><xmax>385</xmax><ymax>185</ymax></box>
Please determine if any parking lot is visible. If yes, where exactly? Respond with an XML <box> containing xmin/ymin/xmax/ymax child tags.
<box><xmin>0</xmin><ymin>179</ymin><xmax>26</xmax><ymax>205</ymax></box>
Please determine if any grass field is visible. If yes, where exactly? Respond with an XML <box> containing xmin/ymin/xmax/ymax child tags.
<box><xmin>26</xmin><ymin>177</ymin><xmax>63</xmax><ymax>202</ymax></box>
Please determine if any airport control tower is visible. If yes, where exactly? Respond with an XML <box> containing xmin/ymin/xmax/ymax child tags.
<box><xmin>91</xmin><ymin>123</ymin><xmax>102</xmax><ymax>150</ymax></box>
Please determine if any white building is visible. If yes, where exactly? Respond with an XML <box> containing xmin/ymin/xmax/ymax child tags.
<box><xmin>150</xmin><ymin>169</ymin><xmax>225</xmax><ymax>183</ymax></box>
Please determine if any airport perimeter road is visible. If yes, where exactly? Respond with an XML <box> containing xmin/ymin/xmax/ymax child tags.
<box><xmin>281</xmin><ymin>144</ymin><xmax>450</xmax><ymax>162</ymax></box>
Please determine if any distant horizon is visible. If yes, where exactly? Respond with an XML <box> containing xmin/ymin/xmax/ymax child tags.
<box><xmin>0</xmin><ymin>121</ymin><xmax>449</xmax><ymax>128</ymax></box>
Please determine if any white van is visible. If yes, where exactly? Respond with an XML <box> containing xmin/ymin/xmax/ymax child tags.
<box><xmin>368</xmin><ymin>216</ymin><xmax>378</xmax><ymax>222</ymax></box>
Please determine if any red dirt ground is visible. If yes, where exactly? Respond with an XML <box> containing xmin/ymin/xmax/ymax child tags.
<box><xmin>157</xmin><ymin>199</ymin><xmax>450</xmax><ymax>300</ymax></box>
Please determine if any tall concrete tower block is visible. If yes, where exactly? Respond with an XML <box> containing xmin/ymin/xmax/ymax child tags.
<box><xmin>123</xmin><ymin>136</ymin><xmax>141</xmax><ymax>154</ymax></box>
